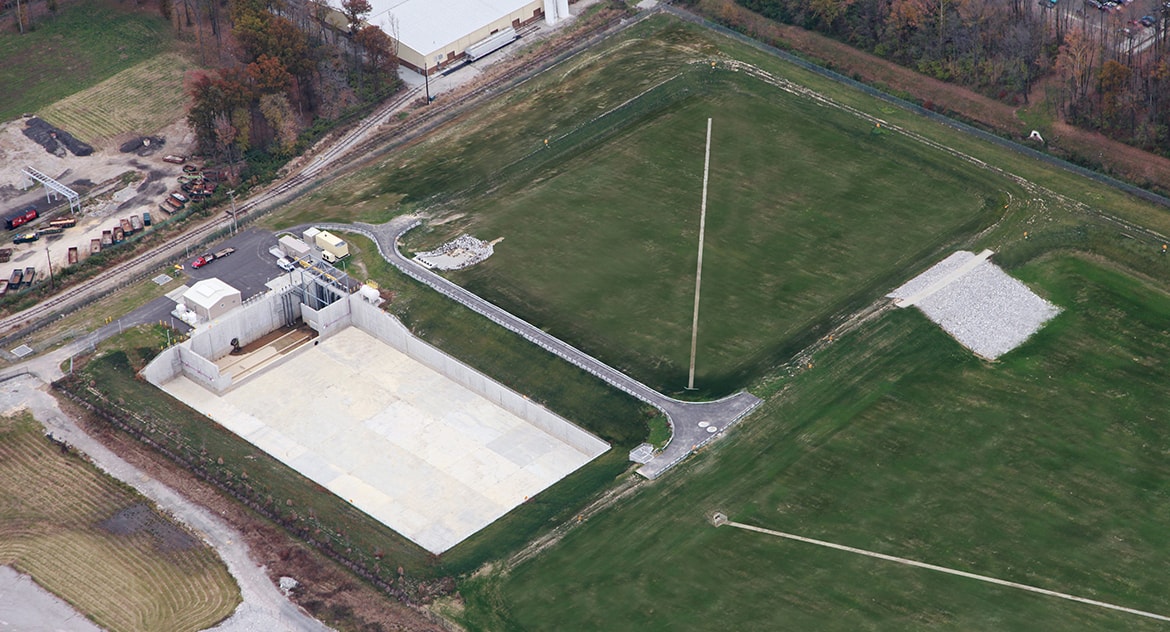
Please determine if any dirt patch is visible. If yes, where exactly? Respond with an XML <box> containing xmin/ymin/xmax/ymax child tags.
<box><xmin>99</xmin><ymin>502</ymin><xmax>199</xmax><ymax>551</ymax></box>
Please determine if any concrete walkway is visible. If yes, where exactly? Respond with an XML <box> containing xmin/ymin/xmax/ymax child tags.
<box><xmin>316</xmin><ymin>217</ymin><xmax>762</xmax><ymax>479</ymax></box>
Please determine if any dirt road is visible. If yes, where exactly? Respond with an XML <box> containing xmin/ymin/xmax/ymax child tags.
<box><xmin>0</xmin><ymin>376</ymin><xmax>334</xmax><ymax>631</ymax></box>
<box><xmin>3</xmin><ymin>376</ymin><xmax>333</xmax><ymax>631</ymax></box>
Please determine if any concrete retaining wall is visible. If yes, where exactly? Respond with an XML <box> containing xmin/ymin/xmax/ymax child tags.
<box><xmin>188</xmin><ymin>289</ymin><xmax>289</xmax><ymax>361</ymax></box>
<box><xmin>302</xmin><ymin>295</ymin><xmax>352</xmax><ymax>341</ymax></box>
<box><xmin>350</xmin><ymin>299</ymin><xmax>608</xmax><ymax>457</ymax></box>
<box><xmin>177</xmin><ymin>345</ymin><xmax>232</xmax><ymax>392</ymax></box>
<box><xmin>140</xmin><ymin>346</ymin><xmax>181</xmax><ymax>386</ymax></box>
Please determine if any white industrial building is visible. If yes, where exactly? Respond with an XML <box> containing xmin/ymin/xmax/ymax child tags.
<box><xmin>183</xmin><ymin>278</ymin><xmax>242</xmax><ymax>321</ymax></box>
<box><xmin>353</xmin><ymin>0</ymin><xmax>572</xmax><ymax>74</ymax></box>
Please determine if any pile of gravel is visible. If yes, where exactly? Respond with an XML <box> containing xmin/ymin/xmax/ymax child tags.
<box><xmin>889</xmin><ymin>251</ymin><xmax>1060</xmax><ymax>359</ymax></box>
<box><xmin>414</xmin><ymin>234</ymin><xmax>495</xmax><ymax>270</ymax></box>
<box><xmin>22</xmin><ymin>117</ymin><xmax>93</xmax><ymax>157</ymax></box>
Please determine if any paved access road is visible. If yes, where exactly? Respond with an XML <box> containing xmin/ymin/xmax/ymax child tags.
<box><xmin>316</xmin><ymin>218</ymin><xmax>762</xmax><ymax>480</ymax></box>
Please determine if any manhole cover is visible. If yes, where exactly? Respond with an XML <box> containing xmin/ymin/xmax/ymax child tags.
<box><xmin>10</xmin><ymin>344</ymin><xmax>33</xmax><ymax>358</ymax></box>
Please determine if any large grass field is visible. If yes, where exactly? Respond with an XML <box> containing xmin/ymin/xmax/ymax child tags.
<box><xmin>58</xmin><ymin>9</ymin><xmax>1170</xmax><ymax>630</ymax></box>
<box><xmin>281</xmin><ymin>20</ymin><xmax>1023</xmax><ymax>397</ymax></box>
<box><xmin>456</xmin><ymin>254</ymin><xmax>1170</xmax><ymax>630</ymax></box>
<box><xmin>0</xmin><ymin>410</ymin><xmax>239</xmax><ymax>631</ymax></box>
<box><xmin>0</xmin><ymin>0</ymin><xmax>175</xmax><ymax>123</ymax></box>
<box><xmin>40</xmin><ymin>51</ymin><xmax>195</xmax><ymax>142</ymax></box>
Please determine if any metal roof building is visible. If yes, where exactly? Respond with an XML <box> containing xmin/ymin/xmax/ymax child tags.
<box><xmin>350</xmin><ymin>0</ymin><xmax>570</xmax><ymax>74</ymax></box>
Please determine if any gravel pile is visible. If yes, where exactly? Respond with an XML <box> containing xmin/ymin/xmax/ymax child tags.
<box><xmin>414</xmin><ymin>234</ymin><xmax>494</xmax><ymax>270</ymax></box>
<box><xmin>891</xmin><ymin>252</ymin><xmax>1060</xmax><ymax>359</ymax></box>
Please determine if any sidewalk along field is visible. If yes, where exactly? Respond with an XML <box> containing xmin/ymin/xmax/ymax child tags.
<box><xmin>0</xmin><ymin>410</ymin><xmax>239</xmax><ymax>632</ymax></box>
<box><xmin>40</xmin><ymin>52</ymin><xmax>195</xmax><ymax>143</ymax></box>
<box><xmin>283</xmin><ymin>18</ymin><xmax>1017</xmax><ymax>398</ymax></box>
<box><xmin>457</xmin><ymin>254</ymin><xmax>1170</xmax><ymax>631</ymax></box>
<box><xmin>0</xmin><ymin>0</ymin><xmax>174</xmax><ymax>122</ymax></box>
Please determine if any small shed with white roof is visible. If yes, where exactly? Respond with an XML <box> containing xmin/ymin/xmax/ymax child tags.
<box><xmin>183</xmin><ymin>278</ymin><xmax>243</xmax><ymax>321</ymax></box>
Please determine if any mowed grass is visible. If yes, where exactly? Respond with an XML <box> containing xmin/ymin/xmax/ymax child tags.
<box><xmin>0</xmin><ymin>0</ymin><xmax>174</xmax><ymax>122</ymax></box>
<box><xmin>442</xmin><ymin>73</ymin><xmax>1010</xmax><ymax>396</ymax></box>
<box><xmin>284</xmin><ymin>21</ymin><xmax>1015</xmax><ymax>397</ymax></box>
<box><xmin>460</xmin><ymin>254</ymin><xmax>1170</xmax><ymax>631</ymax></box>
<box><xmin>0</xmin><ymin>411</ymin><xmax>239</xmax><ymax>632</ymax></box>
<box><xmin>41</xmin><ymin>51</ymin><xmax>195</xmax><ymax>142</ymax></box>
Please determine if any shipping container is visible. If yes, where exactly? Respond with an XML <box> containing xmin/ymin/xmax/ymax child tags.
<box><xmin>90</xmin><ymin>238</ymin><xmax>101</xmax><ymax>254</ymax></box>
<box><xmin>67</xmin><ymin>247</ymin><xmax>79</xmax><ymax>265</ymax></box>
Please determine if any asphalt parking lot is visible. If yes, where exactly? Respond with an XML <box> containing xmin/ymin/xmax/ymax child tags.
<box><xmin>180</xmin><ymin>228</ymin><xmax>289</xmax><ymax>300</ymax></box>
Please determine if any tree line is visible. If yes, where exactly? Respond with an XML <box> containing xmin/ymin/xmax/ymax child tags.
<box><xmin>183</xmin><ymin>0</ymin><xmax>400</xmax><ymax>171</ymax></box>
<box><xmin>699</xmin><ymin>0</ymin><xmax>1170</xmax><ymax>157</ymax></box>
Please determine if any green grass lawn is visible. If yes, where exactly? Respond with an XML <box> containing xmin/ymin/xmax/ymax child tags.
<box><xmin>0</xmin><ymin>0</ymin><xmax>174</xmax><ymax>122</ymax></box>
<box><xmin>284</xmin><ymin>20</ymin><xmax>1018</xmax><ymax>398</ymax></box>
<box><xmin>459</xmin><ymin>254</ymin><xmax>1170</xmax><ymax>630</ymax></box>
<box><xmin>441</xmin><ymin>71</ymin><xmax>1012</xmax><ymax>397</ymax></box>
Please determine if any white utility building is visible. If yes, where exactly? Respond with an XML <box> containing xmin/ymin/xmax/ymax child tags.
<box><xmin>182</xmin><ymin>278</ymin><xmax>242</xmax><ymax>321</ymax></box>
<box><xmin>355</xmin><ymin>0</ymin><xmax>571</xmax><ymax>74</ymax></box>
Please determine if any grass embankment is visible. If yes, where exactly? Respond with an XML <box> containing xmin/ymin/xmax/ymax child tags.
<box><xmin>459</xmin><ymin>254</ymin><xmax>1170</xmax><ymax>631</ymax></box>
<box><xmin>41</xmin><ymin>51</ymin><xmax>195</xmax><ymax>142</ymax></box>
<box><xmin>0</xmin><ymin>410</ymin><xmax>239</xmax><ymax>632</ymax></box>
<box><xmin>0</xmin><ymin>0</ymin><xmax>174</xmax><ymax>122</ymax></box>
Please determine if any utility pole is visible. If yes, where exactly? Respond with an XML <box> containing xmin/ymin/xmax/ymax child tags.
<box><xmin>424</xmin><ymin>63</ymin><xmax>431</xmax><ymax>103</ymax></box>
<box><xmin>45</xmin><ymin>244</ymin><xmax>54</xmax><ymax>290</ymax></box>
<box><xmin>227</xmin><ymin>190</ymin><xmax>238</xmax><ymax>234</ymax></box>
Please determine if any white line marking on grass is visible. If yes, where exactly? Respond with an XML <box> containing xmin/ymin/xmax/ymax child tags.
<box><xmin>712</xmin><ymin>514</ymin><xmax>1170</xmax><ymax>623</ymax></box>
<box><xmin>688</xmin><ymin>117</ymin><xmax>713</xmax><ymax>391</ymax></box>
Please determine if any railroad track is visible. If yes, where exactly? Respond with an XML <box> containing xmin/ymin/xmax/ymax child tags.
<box><xmin>0</xmin><ymin>7</ymin><xmax>637</xmax><ymax>345</ymax></box>
<box><xmin>0</xmin><ymin>87</ymin><xmax>423</xmax><ymax>343</ymax></box>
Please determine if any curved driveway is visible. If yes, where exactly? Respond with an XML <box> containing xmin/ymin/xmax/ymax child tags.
<box><xmin>316</xmin><ymin>218</ymin><xmax>762</xmax><ymax>479</ymax></box>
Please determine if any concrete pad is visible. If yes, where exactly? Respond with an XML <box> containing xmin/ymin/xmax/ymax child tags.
<box><xmin>159</xmin><ymin>327</ymin><xmax>608</xmax><ymax>553</ymax></box>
